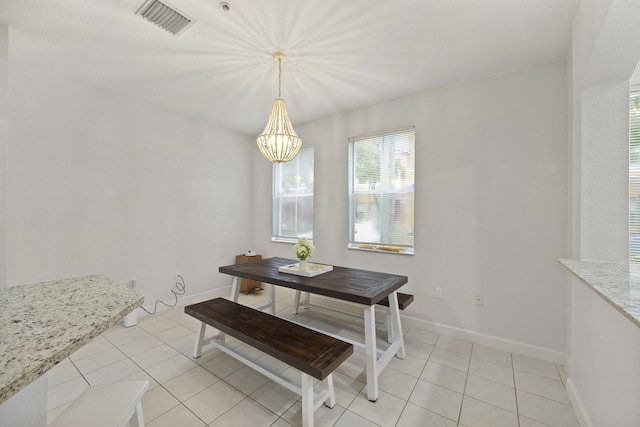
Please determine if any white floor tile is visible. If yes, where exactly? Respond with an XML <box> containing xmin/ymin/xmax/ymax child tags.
<box><xmin>84</xmin><ymin>358</ymin><xmax>141</xmax><ymax>385</ymax></box>
<box><xmin>250</xmin><ymin>380</ymin><xmax>300</xmax><ymax>416</ymax></box>
<box><xmin>68</xmin><ymin>335</ymin><xmax>114</xmax><ymax>362</ymax></box>
<box><xmin>420</xmin><ymin>361</ymin><xmax>467</xmax><ymax>393</ymax></box>
<box><xmin>464</xmin><ymin>374</ymin><xmax>517</xmax><ymax>412</ymax></box>
<box><xmin>429</xmin><ymin>347</ymin><xmax>471</xmax><ymax>372</ymax></box>
<box><xmin>472</xmin><ymin>345</ymin><xmax>513</xmax><ymax>368</ymax></box>
<box><xmin>397</xmin><ymin>403</ymin><xmax>458</xmax><ymax>427</ymax></box>
<box><xmin>138</xmin><ymin>316</ymin><xmax>182</xmax><ymax>334</ymax></box>
<box><xmin>512</xmin><ymin>354</ymin><xmax>561</xmax><ymax>381</ymax></box>
<box><xmin>436</xmin><ymin>336</ymin><xmax>473</xmax><ymax>355</ymax></box>
<box><xmin>140</xmin><ymin>384</ymin><xmax>181</xmax><ymax>422</ymax></box>
<box><xmin>516</xmin><ymin>390</ymin><xmax>579</xmax><ymax>427</ymax></box>
<box><xmin>147</xmin><ymin>404</ymin><xmax>206</xmax><ymax>427</ymax></box>
<box><xmin>208</xmin><ymin>397</ymin><xmax>278</xmax><ymax>427</ymax></box>
<box><xmin>130</xmin><ymin>343</ymin><xmax>181</xmax><ymax>369</ymax></box>
<box><xmin>48</xmin><ymin>360</ymin><xmax>82</xmax><ymax>388</ymax></box>
<box><xmin>514</xmin><ymin>370</ymin><xmax>570</xmax><ymax>404</ymax></box>
<box><xmin>468</xmin><ymin>357</ymin><xmax>514</xmax><ymax>387</ymax></box>
<box><xmin>281</xmin><ymin>401</ymin><xmax>346</xmax><ymax>427</ymax></box>
<box><xmin>387</xmin><ymin>352</ymin><xmax>428</xmax><ymax>378</ymax></box>
<box><xmin>404</xmin><ymin>327</ymin><xmax>439</xmax><ymax>345</ymax></box>
<box><xmin>348</xmin><ymin>389</ymin><xmax>406</xmax><ymax>427</ymax></box>
<box><xmin>72</xmin><ymin>347</ymin><xmax>126</xmax><ymax>375</ymax></box>
<box><xmin>183</xmin><ymin>381</ymin><xmax>245</xmax><ymax>424</ymax></box>
<box><xmin>333</xmin><ymin>410</ymin><xmax>379</xmax><ymax>427</ymax></box>
<box><xmin>162</xmin><ymin>366</ymin><xmax>220</xmax><ymax>401</ymax></box>
<box><xmin>377</xmin><ymin>366</ymin><xmax>419</xmax><ymax>400</ymax></box>
<box><xmin>224</xmin><ymin>365</ymin><xmax>271</xmax><ymax>395</ymax></box>
<box><xmin>459</xmin><ymin>396</ymin><xmax>519</xmax><ymax>427</ymax></box>
<box><xmin>408</xmin><ymin>379</ymin><xmax>463</xmax><ymax>422</ymax></box>
<box><xmin>145</xmin><ymin>354</ymin><xmax>200</xmax><ymax>384</ymax></box>
<box><xmin>47</xmin><ymin>376</ymin><xmax>88</xmax><ymax>410</ymax></box>
<box><xmin>104</xmin><ymin>326</ymin><xmax>151</xmax><ymax>347</ymax></box>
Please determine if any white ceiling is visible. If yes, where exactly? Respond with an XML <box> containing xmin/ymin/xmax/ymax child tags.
<box><xmin>0</xmin><ymin>0</ymin><xmax>580</xmax><ymax>136</ymax></box>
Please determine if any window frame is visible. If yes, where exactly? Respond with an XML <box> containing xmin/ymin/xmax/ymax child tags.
<box><xmin>630</xmin><ymin>87</ymin><xmax>640</xmax><ymax>262</ymax></box>
<box><xmin>348</xmin><ymin>126</ymin><xmax>415</xmax><ymax>255</ymax></box>
<box><xmin>271</xmin><ymin>145</ymin><xmax>314</xmax><ymax>243</ymax></box>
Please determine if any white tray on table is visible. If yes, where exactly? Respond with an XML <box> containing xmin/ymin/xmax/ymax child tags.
<box><xmin>278</xmin><ymin>262</ymin><xmax>333</xmax><ymax>277</ymax></box>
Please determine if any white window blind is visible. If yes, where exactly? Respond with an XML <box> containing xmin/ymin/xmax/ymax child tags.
<box><xmin>630</xmin><ymin>89</ymin><xmax>640</xmax><ymax>262</ymax></box>
<box><xmin>272</xmin><ymin>146</ymin><xmax>314</xmax><ymax>241</ymax></box>
<box><xmin>348</xmin><ymin>127</ymin><xmax>415</xmax><ymax>254</ymax></box>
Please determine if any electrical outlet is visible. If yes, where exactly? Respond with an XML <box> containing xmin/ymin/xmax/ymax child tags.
<box><xmin>435</xmin><ymin>287</ymin><xmax>443</xmax><ymax>299</ymax></box>
<box><xmin>474</xmin><ymin>294</ymin><xmax>484</xmax><ymax>306</ymax></box>
<box><xmin>130</xmin><ymin>278</ymin><xmax>137</xmax><ymax>289</ymax></box>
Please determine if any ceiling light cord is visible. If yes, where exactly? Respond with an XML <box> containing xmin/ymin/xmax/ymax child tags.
<box><xmin>277</xmin><ymin>57</ymin><xmax>282</xmax><ymax>99</ymax></box>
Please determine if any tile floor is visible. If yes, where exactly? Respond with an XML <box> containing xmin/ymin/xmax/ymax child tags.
<box><xmin>46</xmin><ymin>289</ymin><xmax>579</xmax><ymax>427</ymax></box>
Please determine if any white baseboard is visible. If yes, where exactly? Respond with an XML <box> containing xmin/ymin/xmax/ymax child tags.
<box><xmin>400</xmin><ymin>314</ymin><xmax>567</xmax><ymax>365</ymax></box>
<box><xmin>565</xmin><ymin>378</ymin><xmax>590</xmax><ymax>427</ymax></box>
<box><xmin>129</xmin><ymin>285</ymin><xmax>231</xmax><ymax>321</ymax></box>
<box><xmin>301</xmin><ymin>294</ymin><xmax>567</xmax><ymax>365</ymax></box>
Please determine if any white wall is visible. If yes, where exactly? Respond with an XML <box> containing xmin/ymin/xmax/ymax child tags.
<box><xmin>7</xmin><ymin>60</ymin><xmax>255</xmax><ymax>305</ymax></box>
<box><xmin>253</xmin><ymin>60</ymin><xmax>569</xmax><ymax>359</ymax></box>
<box><xmin>566</xmin><ymin>0</ymin><xmax>640</xmax><ymax>425</ymax></box>
<box><xmin>0</xmin><ymin>23</ymin><xmax>7</xmax><ymax>289</ymax></box>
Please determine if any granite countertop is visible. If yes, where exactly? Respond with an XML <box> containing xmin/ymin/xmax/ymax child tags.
<box><xmin>559</xmin><ymin>259</ymin><xmax>640</xmax><ymax>328</ymax></box>
<box><xmin>0</xmin><ymin>275</ymin><xmax>143</xmax><ymax>404</ymax></box>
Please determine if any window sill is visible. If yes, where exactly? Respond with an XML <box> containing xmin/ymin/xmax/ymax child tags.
<box><xmin>348</xmin><ymin>244</ymin><xmax>414</xmax><ymax>255</ymax></box>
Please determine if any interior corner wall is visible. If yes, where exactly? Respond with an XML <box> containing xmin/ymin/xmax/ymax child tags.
<box><xmin>7</xmin><ymin>60</ymin><xmax>255</xmax><ymax>304</ymax></box>
<box><xmin>0</xmin><ymin>24</ymin><xmax>7</xmax><ymax>290</ymax></box>
<box><xmin>253</xmin><ymin>60</ymin><xmax>569</xmax><ymax>358</ymax></box>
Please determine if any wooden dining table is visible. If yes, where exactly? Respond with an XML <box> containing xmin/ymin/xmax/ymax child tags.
<box><xmin>219</xmin><ymin>256</ymin><xmax>408</xmax><ymax>402</ymax></box>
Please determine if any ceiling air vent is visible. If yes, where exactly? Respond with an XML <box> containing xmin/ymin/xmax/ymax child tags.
<box><xmin>136</xmin><ymin>0</ymin><xmax>195</xmax><ymax>36</ymax></box>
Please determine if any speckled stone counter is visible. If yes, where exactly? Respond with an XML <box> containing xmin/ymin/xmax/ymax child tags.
<box><xmin>559</xmin><ymin>259</ymin><xmax>640</xmax><ymax>328</ymax></box>
<box><xmin>0</xmin><ymin>274</ymin><xmax>143</xmax><ymax>404</ymax></box>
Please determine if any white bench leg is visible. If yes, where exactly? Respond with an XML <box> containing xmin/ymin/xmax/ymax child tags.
<box><xmin>301</xmin><ymin>373</ymin><xmax>314</xmax><ymax>427</ymax></box>
<box><xmin>129</xmin><ymin>401</ymin><xmax>145</xmax><ymax>427</ymax></box>
<box><xmin>324</xmin><ymin>373</ymin><xmax>336</xmax><ymax>408</ymax></box>
<box><xmin>193</xmin><ymin>321</ymin><xmax>206</xmax><ymax>358</ymax></box>
<box><xmin>48</xmin><ymin>381</ymin><xmax>149</xmax><ymax>427</ymax></box>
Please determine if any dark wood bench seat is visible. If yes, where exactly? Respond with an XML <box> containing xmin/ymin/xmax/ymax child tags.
<box><xmin>292</xmin><ymin>291</ymin><xmax>414</xmax><ymax>344</ymax></box>
<box><xmin>185</xmin><ymin>297</ymin><xmax>353</xmax><ymax>427</ymax></box>
<box><xmin>375</xmin><ymin>292</ymin><xmax>414</xmax><ymax>310</ymax></box>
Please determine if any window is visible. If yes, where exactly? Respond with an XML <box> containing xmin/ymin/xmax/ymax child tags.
<box><xmin>272</xmin><ymin>146</ymin><xmax>314</xmax><ymax>241</ymax></box>
<box><xmin>349</xmin><ymin>127</ymin><xmax>415</xmax><ymax>254</ymax></box>
<box><xmin>630</xmin><ymin>89</ymin><xmax>640</xmax><ymax>262</ymax></box>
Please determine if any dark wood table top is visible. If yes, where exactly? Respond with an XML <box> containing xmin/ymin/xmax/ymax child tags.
<box><xmin>219</xmin><ymin>257</ymin><xmax>408</xmax><ymax>306</ymax></box>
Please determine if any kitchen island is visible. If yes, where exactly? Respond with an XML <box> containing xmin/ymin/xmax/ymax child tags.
<box><xmin>0</xmin><ymin>274</ymin><xmax>143</xmax><ymax>426</ymax></box>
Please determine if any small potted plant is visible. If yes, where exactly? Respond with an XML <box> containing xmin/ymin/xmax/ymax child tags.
<box><xmin>294</xmin><ymin>237</ymin><xmax>314</xmax><ymax>270</ymax></box>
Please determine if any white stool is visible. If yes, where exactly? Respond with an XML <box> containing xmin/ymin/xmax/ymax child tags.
<box><xmin>49</xmin><ymin>380</ymin><xmax>149</xmax><ymax>427</ymax></box>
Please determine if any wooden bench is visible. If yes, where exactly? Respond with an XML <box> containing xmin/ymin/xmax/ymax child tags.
<box><xmin>293</xmin><ymin>290</ymin><xmax>414</xmax><ymax>342</ymax></box>
<box><xmin>49</xmin><ymin>380</ymin><xmax>149</xmax><ymax>427</ymax></box>
<box><xmin>376</xmin><ymin>293</ymin><xmax>414</xmax><ymax>342</ymax></box>
<box><xmin>185</xmin><ymin>298</ymin><xmax>353</xmax><ymax>427</ymax></box>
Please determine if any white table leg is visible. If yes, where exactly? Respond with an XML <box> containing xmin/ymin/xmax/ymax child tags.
<box><xmin>230</xmin><ymin>276</ymin><xmax>240</xmax><ymax>302</ymax></box>
<box><xmin>388</xmin><ymin>292</ymin><xmax>405</xmax><ymax>359</ymax></box>
<box><xmin>363</xmin><ymin>305</ymin><xmax>379</xmax><ymax>401</ymax></box>
<box><xmin>293</xmin><ymin>290</ymin><xmax>301</xmax><ymax>315</ymax></box>
<box><xmin>269</xmin><ymin>284</ymin><xmax>276</xmax><ymax>314</ymax></box>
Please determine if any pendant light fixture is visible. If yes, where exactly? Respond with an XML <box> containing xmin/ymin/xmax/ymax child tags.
<box><xmin>256</xmin><ymin>52</ymin><xmax>302</xmax><ymax>163</ymax></box>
